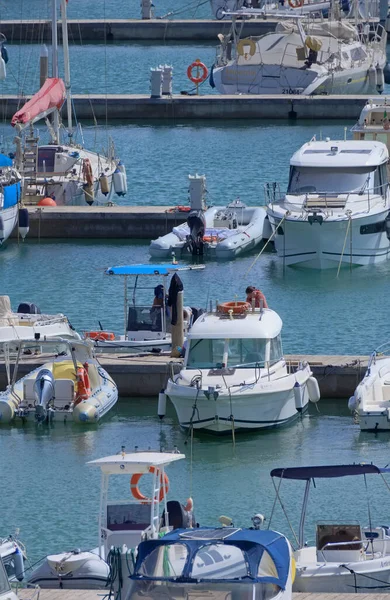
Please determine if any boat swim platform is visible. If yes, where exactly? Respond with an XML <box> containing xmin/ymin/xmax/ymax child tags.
<box><xmin>0</xmin><ymin>353</ymin><xmax>368</xmax><ymax>398</ymax></box>
<box><xmin>10</xmin><ymin>206</ymin><xmax>188</xmax><ymax>240</ymax></box>
<box><xmin>0</xmin><ymin>94</ymin><xmax>375</xmax><ymax>121</ymax></box>
<box><xmin>16</xmin><ymin>590</ymin><xmax>390</xmax><ymax>600</ymax></box>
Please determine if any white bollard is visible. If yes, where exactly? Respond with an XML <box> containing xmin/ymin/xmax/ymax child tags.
<box><xmin>159</xmin><ymin>64</ymin><xmax>173</xmax><ymax>95</ymax></box>
<box><xmin>141</xmin><ymin>0</ymin><xmax>153</xmax><ymax>19</ymax></box>
<box><xmin>188</xmin><ymin>174</ymin><xmax>207</xmax><ymax>211</ymax></box>
<box><xmin>150</xmin><ymin>67</ymin><xmax>163</xmax><ymax>98</ymax></box>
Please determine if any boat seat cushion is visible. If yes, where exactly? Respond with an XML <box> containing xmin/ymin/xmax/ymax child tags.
<box><xmin>23</xmin><ymin>378</ymin><xmax>36</xmax><ymax>402</ymax></box>
<box><xmin>52</xmin><ymin>360</ymin><xmax>82</xmax><ymax>382</ymax></box>
<box><xmin>54</xmin><ymin>379</ymin><xmax>74</xmax><ymax>403</ymax></box>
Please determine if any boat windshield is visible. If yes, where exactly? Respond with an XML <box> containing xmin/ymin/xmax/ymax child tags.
<box><xmin>287</xmin><ymin>166</ymin><xmax>378</xmax><ymax>195</ymax></box>
<box><xmin>127</xmin><ymin>580</ymin><xmax>281</xmax><ymax>599</ymax></box>
<box><xmin>186</xmin><ymin>336</ymin><xmax>283</xmax><ymax>369</ymax></box>
<box><xmin>0</xmin><ymin>560</ymin><xmax>11</xmax><ymax>595</ymax></box>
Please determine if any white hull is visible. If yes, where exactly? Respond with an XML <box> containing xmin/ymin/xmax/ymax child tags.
<box><xmin>0</xmin><ymin>320</ymin><xmax>80</xmax><ymax>346</ymax></box>
<box><xmin>0</xmin><ymin>204</ymin><xmax>18</xmax><ymax>245</ymax></box>
<box><xmin>350</xmin><ymin>354</ymin><xmax>390</xmax><ymax>431</ymax></box>
<box><xmin>28</xmin><ymin>551</ymin><xmax>110</xmax><ymax>589</ymax></box>
<box><xmin>268</xmin><ymin>210</ymin><xmax>390</xmax><ymax>269</ymax></box>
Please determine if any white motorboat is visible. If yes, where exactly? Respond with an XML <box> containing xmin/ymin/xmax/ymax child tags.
<box><xmin>352</xmin><ymin>97</ymin><xmax>390</xmax><ymax>157</ymax></box>
<box><xmin>164</xmin><ymin>300</ymin><xmax>320</xmax><ymax>433</ymax></box>
<box><xmin>0</xmin><ymin>532</ymin><xmax>26</xmax><ymax>582</ymax></box>
<box><xmin>0</xmin><ymin>338</ymin><xmax>118</xmax><ymax>424</ymax></box>
<box><xmin>125</xmin><ymin>526</ymin><xmax>295</xmax><ymax>600</ymax></box>
<box><xmin>266</xmin><ymin>138</ymin><xmax>390</xmax><ymax>269</ymax></box>
<box><xmin>270</xmin><ymin>464</ymin><xmax>390</xmax><ymax>593</ymax></box>
<box><xmin>211</xmin><ymin>8</ymin><xmax>387</xmax><ymax>95</ymax></box>
<box><xmin>150</xmin><ymin>175</ymin><xmax>269</xmax><ymax>259</ymax></box>
<box><xmin>0</xmin><ymin>296</ymin><xmax>80</xmax><ymax>345</ymax></box>
<box><xmin>28</xmin><ymin>448</ymin><xmax>192</xmax><ymax>597</ymax></box>
<box><xmin>11</xmin><ymin>0</ymin><xmax>127</xmax><ymax>207</ymax></box>
<box><xmin>348</xmin><ymin>342</ymin><xmax>390</xmax><ymax>431</ymax></box>
<box><xmin>88</xmin><ymin>263</ymin><xmax>205</xmax><ymax>352</ymax></box>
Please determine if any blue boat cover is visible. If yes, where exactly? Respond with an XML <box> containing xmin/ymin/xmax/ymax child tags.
<box><xmin>133</xmin><ymin>527</ymin><xmax>290</xmax><ymax>588</ymax></box>
<box><xmin>105</xmin><ymin>264</ymin><xmax>205</xmax><ymax>276</ymax></box>
<box><xmin>271</xmin><ymin>464</ymin><xmax>381</xmax><ymax>480</ymax></box>
<box><xmin>3</xmin><ymin>182</ymin><xmax>20</xmax><ymax>209</ymax></box>
<box><xmin>0</xmin><ymin>154</ymin><xmax>12</xmax><ymax>167</ymax></box>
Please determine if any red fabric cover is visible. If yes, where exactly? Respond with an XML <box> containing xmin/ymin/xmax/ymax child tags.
<box><xmin>11</xmin><ymin>78</ymin><xmax>65</xmax><ymax>127</ymax></box>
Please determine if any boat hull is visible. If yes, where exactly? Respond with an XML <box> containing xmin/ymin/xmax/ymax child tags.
<box><xmin>268</xmin><ymin>210</ymin><xmax>390</xmax><ymax>269</ymax></box>
<box><xmin>295</xmin><ymin>560</ymin><xmax>390</xmax><ymax>593</ymax></box>
<box><xmin>0</xmin><ymin>204</ymin><xmax>18</xmax><ymax>245</ymax></box>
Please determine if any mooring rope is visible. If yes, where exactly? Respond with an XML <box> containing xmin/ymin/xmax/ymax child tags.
<box><xmin>243</xmin><ymin>211</ymin><xmax>289</xmax><ymax>279</ymax></box>
<box><xmin>336</xmin><ymin>212</ymin><xmax>352</xmax><ymax>278</ymax></box>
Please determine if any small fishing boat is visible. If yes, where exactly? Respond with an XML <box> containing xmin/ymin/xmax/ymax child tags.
<box><xmin>269</xmin><ymin>464</ymin><xmax>390</xmax><ymax>593</ymax></box>
<box><xmin>0</xmin><ymin>338</ymin><xmax>118</xmax><ymax>424</ymax></box>
<box><xmin>88</xmin><ymin>263</ymin><xmax>204</xmax><ymax>352</ymax></box>
<box><xmin>266</xmin><ymin>138</ymin><xmax>390</xmax><ymax>269</ymax></box>
<box><xmin>348</xmin><ymin>342</ymin><xmax>390</xmax><ymax>431</ymax></box>
<box><xmin>0</xmin><ymin>296</ymin><xmax>80</xmax><ymax>346</ymax></box>
<box><xmin>0</xmin><ymin>532</ymin><xmax>26</xmax><ymax>582</ymax></box>
<box><xmin>163</xmin><ymin>300</ymin><xmax>320</xmax><ymax>433</ymax></box>
<box><xmin>28</xmin><ymin>448</ymin><xmax>192</xmax><ymax>597</ymax></box>
<box><xmin>125</xmin><ymin>526</ymin><xmax>295</xmax><ymax>600</ymax></box>
<box><xmin>149</xmin><ymin>175</ymin><xmax>269</xmax><ymax>259</ymax></box>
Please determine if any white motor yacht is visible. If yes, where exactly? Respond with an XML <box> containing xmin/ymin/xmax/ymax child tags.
<box><xmin>270</xmin><ymin>464</ymin><xmax>390</xmax><ymax>593</ymax></box>
<box><xmin>266</xmin><ymin>139</ymin><xmax>390</xmax><ymax>269</ymax></box>
<box><xmin>28</xmin><ymin>448</ymin><xmax>192</xmax><ymax>598</ymax></box>
<box><xmin>0</xmin><ymin>296</ymin><xmax>80</xmax><ymax>345</ymax></box>
<box><xmin>349</xmin><ymin>342</ymin><xmax>390</xmax><ymax>431</ymax></box>
<box><xmin>164</xmin><ymin>300</ymin><xmax>320</xmax><ymax>433</ymax></box>
<box><xmin>211</xmin><ymin>10</ymin><xmax>387</xmax><ymax>95</ymax></box>
<box><xmin>352</xmin><ymin>97</ymin><xmax>390</xmax><ymax>157</ymax></box>
<box><xmin>0</xmin><ymin>338</ymin><xmax>118</xmax><ymax>424</ymax></box>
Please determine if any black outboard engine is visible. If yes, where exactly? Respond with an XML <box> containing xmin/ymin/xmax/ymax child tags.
<box><xmin>385</xmin><ymin>213</ymin><xmax>390</xmax><ymax>240</ymax></box>
<box><xmin>160</xmin><ymin>500</ymin><xmax>196</xmax><ymax>530</ymax></box>
<box><xmin>17</xmin><ymin>302</ymin><xmax>41</xmax><ymax>314</ymax></box>
<box><xmin>186</xmin><ymin>210</ymin><xmax>206</xmax><ymax>256</ymax></box>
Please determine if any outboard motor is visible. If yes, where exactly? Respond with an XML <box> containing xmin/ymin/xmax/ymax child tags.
<box><xmin>186</xmin><ymin>210</ymin><xmax>206</xmax><ymax>256</ymax></box>
<box><xmin>34</xmin><ymin>369</ymin><xmax>55</xmax><ymax>423</ymax></box>
<box><xmin>160</xmin><ymin>500</ymin><xmax>196</xmax><ymax>530</ymax></box>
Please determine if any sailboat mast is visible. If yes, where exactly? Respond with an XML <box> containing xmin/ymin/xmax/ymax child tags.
<box><xmin>60</xmin><ymin>0</ymin><xmax>73</xmax><ymax>136</ymax></box>
<box><xmin>51</xmin><ymin>0</ymin><xmax>60</xmax><ymax>142</ymax></box>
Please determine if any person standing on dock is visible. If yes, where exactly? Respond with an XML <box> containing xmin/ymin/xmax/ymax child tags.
<box><xmin>245</xmin><ymin>286</ymin><xmax>268</xmax><ymax>309</ymax></box>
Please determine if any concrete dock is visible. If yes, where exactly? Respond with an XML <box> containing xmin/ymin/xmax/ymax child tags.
<box><xmin>0</xmin><ymin>353</ymin><xmax>367</xmax><ymax>398</ymax></box>
<box><xmin>1</xmin><ymin>94</ymin><xmax>370</xmax><ymax>121</ymax></box>
<box><xmin>10</xmin><ymin>206</ymin><xmax>187</xmax><ymax>240</ymax></box>
<box><xmin>1</xmin><ymin>19</ymin><xmax>278</xmax><ymax>42</ymax></box>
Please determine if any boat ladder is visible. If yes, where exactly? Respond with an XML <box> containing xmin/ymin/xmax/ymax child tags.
<box><xmin>22</xmin><ymin>136</ymin><xmax>39</xmax><ymax>194</ymax></box>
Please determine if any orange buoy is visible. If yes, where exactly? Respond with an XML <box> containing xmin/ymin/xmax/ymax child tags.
<box><xmin>38</xmin><ymin>197</ymin><xmax>57</xmax><ymax>206</ymax></box>
<box><xmin>218</xmin><ymin>301</ymin><xmax>251</xmax><ymax>315</ymax></box>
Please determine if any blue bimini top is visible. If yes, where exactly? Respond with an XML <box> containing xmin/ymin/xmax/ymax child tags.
<box><xmin>132</xmin><ymin>527</ymin><xmax>291</xmax><ymax>588</ymax></box>
<box><xmin>105</xmin><ymin>264</ymin><xmax>205</xmax><ymax>276</ymax></box>
<box><xmin>271</xmin><ymin>464</ymin><xmax>381</xmax><ymax>481</ymax></box>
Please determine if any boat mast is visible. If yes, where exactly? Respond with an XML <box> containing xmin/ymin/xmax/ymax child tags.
<box><xmin>60</xmin><ymin>0</ymin><xmax>73</xmax><ymax>138</ymax></box>
<box><xmin>51</xmin><ymin>0</ymin><xmax>60</xmax><ymax>143</ymax></box>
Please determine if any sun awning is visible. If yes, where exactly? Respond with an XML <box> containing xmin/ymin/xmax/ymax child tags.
<box><xmin>271</xmin><ymin>464</ymin><xmax>381</xmax><ymax>480</ymax></box>
<box><xmin>11</xmin><ymin>78</ymin><xmax>65</xmax><ymax>129</ymax></box>
<box><xmin>105</xmin><ymin>264</ymin><xmax>205</xmax><ymax>276</ymax></box>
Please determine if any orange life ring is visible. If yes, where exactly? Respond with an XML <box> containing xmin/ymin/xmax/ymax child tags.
<box><xmin>85</xmin><ymin>331</ymin><xmax>115</xmax><ymax>341</ymax></box>
<box><xmin>187</xmin><ymin>60</ymin><xmax>209</xmax><ymax>85</ymax></box>
<box><xmin>218</xmin><ymin>301</ymin><xmax>251</xmax><ymax>315</ymax></box>
<box><xmin>75</xmin><ymin>366</ymin><xmax>91</xmax><ymax>404</ymax></box>
<box><xmin>83</xmin><ymin>158</ymin><xmax>94</xmax><ymax>186</ymax></box>
<box><xmin>130</xmin><ymin>466</ymin><xmax>169</xmax><ymax>504</ymax></box>
<box><xmin>288</xmin><ymin>0</ymin><xmax>304</xmax><ymax>8</ymax></box>
<box><xmin>203</xmin><ymin>235</ymin><xmax>218</xmax><ymax>243</ymax></box>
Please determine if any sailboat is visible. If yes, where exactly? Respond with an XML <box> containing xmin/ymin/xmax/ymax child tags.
<box><xmin>11</xmin><ymin>0</ymin><xmax>127</xmax><ymax>207</ymax></box>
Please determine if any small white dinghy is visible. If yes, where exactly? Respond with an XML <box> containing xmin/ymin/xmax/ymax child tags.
<box><xmin>164</xmin><ymin>299</ymin><xmax>320</xmax><ymax>433</ymax></box>
<box><xmin>0</xmin><ymin>338</ymin><xmax>118</xmax><ymax>424</ymax></box>
<box><xmin>270</xmin><ymin>464</ymin><xmax>390</xmax><ymax>593</ymax></box>
<box><xmin>28</xmin><ymin>448</ymin><xmax>193</xmax><ymax>597</ymax></box>
<box><xmin>149</xmin><ymin>175</ymin><xmax>269</xmax><ymax>259</ymax></box>
<box><xmin>349</xmin><ymin>343</ymin><xmax>390</xmax><ymax>431</ymax></box>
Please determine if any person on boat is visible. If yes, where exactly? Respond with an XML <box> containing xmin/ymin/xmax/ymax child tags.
<box><xmin>245</xmin><ymin>286</ymin><xmax>268</xmax><ymax>309</ymax></box>
<box><xmin>151</xmin><ymin>285</ymin><xmax>169</xmax><ymax>331</ymax></box>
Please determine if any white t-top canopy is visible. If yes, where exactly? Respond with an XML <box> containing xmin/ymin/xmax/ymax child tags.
<box><xmin>188</xmin><ymin>309</ymin><xmax>282</xmax><ymax>340</ymax></box>
<box><xmin>87</xmin><ymin>451</ymin><xmax>185</xmax><ymax>474</ymax></box>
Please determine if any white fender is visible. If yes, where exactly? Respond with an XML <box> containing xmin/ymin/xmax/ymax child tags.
<box><xmin>0</xmin><ymin>398</ymin><xmax>15</xmax><ymax>423</ymax></box>
<box><xmin>293</xmin><ymin>382</ymin><xmax>305</xmax><ymax>412</ymax></box>
<box><xmin>262</xmin><ymin>216</ymin><xmax>273</xmax><ymax>240</ymax></box>
<box><xmin>13</xmin><ymin>546</ymin><xmax>25</xmax><ymax>581</ymax></box>
<box><xmin>307</xmin><ymin>376</ymin><xmax>320</xmax><ymax>403</ymax></box>
<box><xmin>113</xmin><ymin>169</ymin><xmax>127</xmax><ymax>197</ymax></box>
<box><xmin>158</xmin><ymin>390</ymin><xmax>167</xmax><ymax>419</ymax></box>
<box><xmin>0</xmin><ymin>56</ymin><xmax>6</xmax><ymax>81</ymax></box>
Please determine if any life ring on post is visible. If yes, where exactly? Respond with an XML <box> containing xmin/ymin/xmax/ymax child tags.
<box><xmin>75</xmin><ymin>366</ymin><xmax>91</xmax><ymax>405</ymax></box>
<box><xmin>82</xmin><ymin>158</ymin><xmax>94</xmax><ymax>186</ymax></box>
<box><xmin>217</xmin><ymin>301</ymin><xmax>251</xmax><ymax>315</ymax></box>
<box><xmin>187</xmin><ymin>60</ymin><xmax>209</xmax><ymax>85</ymax></box>
<box><xmin>288</xmin><ymin>0</ymin><xmax>304</xmax><ymax>8</ymax></box>
<box><xmin>130</xmin><ymin>466</ymin><xmax>169</xmax><ymax>504</ymax></box>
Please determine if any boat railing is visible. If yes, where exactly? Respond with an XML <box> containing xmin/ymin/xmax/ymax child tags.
<box><xmin>317</xmin><ymin>538</ymin><xmax>364</xmax><ymax>562</ymax></box>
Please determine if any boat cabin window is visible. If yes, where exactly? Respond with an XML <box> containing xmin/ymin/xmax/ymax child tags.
<box><xmin>0</xmin><ymin>559</ymin><xmax>11</xmax><ymax>595</ymax></box>
<box><xmin>186</xmin><ymin>338</ymin><xmax>268</xmax><ymax>369</ymax></box>
<box><xmin>269</xmin><ymin>335</ymin><xmax>283</xmax><ymax>364</ymax></box>
<box><xmin>138</xmin><ymin>543</ymin><xmax>188</xmax><ymax>578</ymax></box>
<box><xmin>288</xmin><ymin>166</ymin><xmax>377</xmax><ymax>195</ymax></box>
<box><xmin>191</xmin><ymin>544</ymin><xmax>248</xmax><ymax>579</ymax></box>
<box><xmin>107</xmin><ymin>503</ymin><xmax>151</xmax><ymax>531</ymax></box>
<box><xmin>37</xmin><ymin>147</ymin><xmax>57</xmax><ymax>172</ymax></box>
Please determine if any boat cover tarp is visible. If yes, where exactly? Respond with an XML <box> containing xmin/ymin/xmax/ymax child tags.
<box><xmin>3</xmin><ymin>182</ymin><xmax>20</xmax><ymax>208</ymax></box>
<box><xmin>105</xmin><ymin>264</ymin><xmax>205</xmax><ymax>276</ymax></box>
<box><xmin>0</xmin><ymin>154</ymin><xmax>12</xmax><ymax>167</ymax></box>
<box><xmin>172</xmin><ymin>224</ymin><xmax>238</xmax><ymax>242</ymax></box>
<box><xmin>133</xmin><ymin>528</ymin><xmax>290</xmax><ymax>587</ymax></box>
<box><xmin>271</xmin><ymin>464</ymin><xmax>381</xmax><ymax>480</ymax></box>
<box><xmin>11</xmin><ymin>78</ymin><xmax>65</xmax><ymax>128</ymax></box>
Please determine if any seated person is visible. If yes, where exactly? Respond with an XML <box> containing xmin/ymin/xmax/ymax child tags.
<box><xmin>245</xmin><ymin>286</ymin><xmax>268</xmax><ymax>309</ymax></box>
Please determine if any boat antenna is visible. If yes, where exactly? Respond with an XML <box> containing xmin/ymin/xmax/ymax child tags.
<box><xmin>60</xmin><ymin>0</ymin><xmax>73</xmax><ymax>139</ymax></box>
<box><xmin>51</xmin><ymin>0</ymin><xmax>60</xmax><ymax>143</ymax></box>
